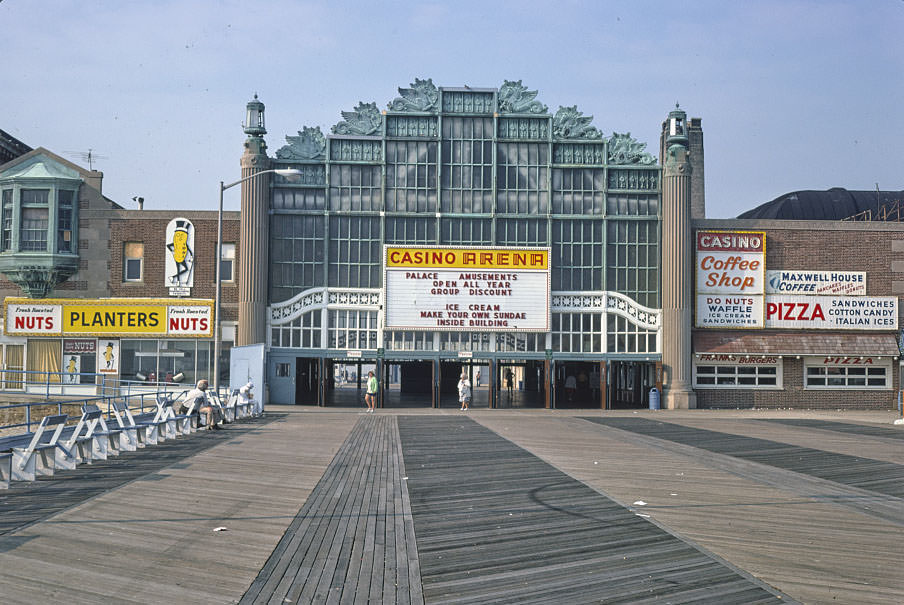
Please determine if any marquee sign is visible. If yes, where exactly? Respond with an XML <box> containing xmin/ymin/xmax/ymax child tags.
<box><xmin>384</xmin><ymin>246</ymin><xmax>550</xmax><ymax>331</ymax></box>
<box><xmin>4</xmin><ymin>298</ymin><xmax>214</xmax><ymax>337</ymax></box>
<box><xmin>695</xmin><ymin>230</ymin><xmax>766</xmax><ymax>328</ymax></box>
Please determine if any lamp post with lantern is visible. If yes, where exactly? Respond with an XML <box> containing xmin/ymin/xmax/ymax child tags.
<box><xmin>213</xmin><ymin>167</ymin><xmax>301</xmax><ymax>395</ymax></box>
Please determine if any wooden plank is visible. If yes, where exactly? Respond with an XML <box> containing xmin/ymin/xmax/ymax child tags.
<box><xmin>241</xmin><ymin>415</ymin><xmax>423</xmax><ymax>605</ymax></box>
<box><xmin>476</xmin><ymin>413</ymin><xmax>904</xmax><ymax>605</ymax></box>
<box><xmin>397</xmin><ymin>416</ymin><xmax>787</xmax><ymax>604</ymax></box>
<box><xmin>583</xmin><ymin>417</ymin><xmax>904</xmax><ymax>498</ymax></box>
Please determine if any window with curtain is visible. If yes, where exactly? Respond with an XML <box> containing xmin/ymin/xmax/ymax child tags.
<box><xmin>4</xmin><ymin>344</ymin><xmax>24</xmax><ymax>390</ymax></box>
<box><xmin>220</xmin><ymin>242</ymin><xmax>236</xmax><ymax>282</ymax></box>
<box><xmin>26</xmin><ymin>339</ymin><xmax>62</xmax><ymax>384</ymax></box>
<box><xmin>20</xmin><ymin>207</ymin><xmax>48</xmax><ymax>251</ymax></box>
<box><xmin>57</xmin><ymin>189</ymin><xmax>74</xmax><ymax>252</ymax></box>
<box><xmin>1</xmin><ymin>189</ymin><xmax>11</xmax><ymax>251</ymax></box>
<box><xmin>124</xmin><ymin>242</ymin><xmax>144</xmax><ymax>282</ymax></box>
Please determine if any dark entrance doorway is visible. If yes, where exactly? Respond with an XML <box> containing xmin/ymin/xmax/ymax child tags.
<box><xmin>437</xmin><ymin>360</ymin><xmax>492</xmax><ymax>409</ymax></box>
<box><xmin>325</xmin><ymin>359</ymin><xmax>376</xmax><ymax>407</ymax></box>
<box><xmin>608</xmin><ymin>361</ymin><xmax>655</xmax><ymax>409</ymax></box>
<box><xmin>438</xmin><ymin>360</ymin><xmax>465</xmax><ymax>408</ymax></box>
<box><xmin>496</xmin><ymin>360</ymin><xmax>545</xmax><ymax>408</ymax></box>
<box><xmin>554</xmin><ymin>361</ymin><xmax>602</xmax><ymax>408</ymax></box>
<box><xmin>295</xmin><ymin>357</ymin><xmax>320</xmax><ymax>405</ymax></box>
<box><xmin>384</xmin><ymin>360</ymin><xmax>433</xmax><ymax>407</ymax></box>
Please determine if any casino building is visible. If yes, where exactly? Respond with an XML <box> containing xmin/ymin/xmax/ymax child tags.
<box><xmin>237</xmin><ymin>79</ymin><xmax>902</xmax><ymax>411</ymax></box>
<box><xmin>238</xmin><ymin>80</ymin><xmax>686</xmax><ymax>409</ymax></box>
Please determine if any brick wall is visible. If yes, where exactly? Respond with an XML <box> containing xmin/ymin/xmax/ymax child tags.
<box><xmin>108</xmin><ymin>212</ymin><xmax>240</xmax><ymax>322</ymax></box>
<box><xmin>696</xmin><ymin>358</ymin><xmax>898</xmax><ymax>410</ymax></box>
<box><xmin>692</xmin><ymin>220</ymin><xmax>904</xmax><ymax>410</ymax></box>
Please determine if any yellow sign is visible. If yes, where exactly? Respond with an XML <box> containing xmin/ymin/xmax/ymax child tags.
<box><xmin>385</xmin><ymin>246</ymin><xmax>548</xmax><ymax>270</ymax></box>
<box><xmin>4</xmin><ymin>298</ymin><xmax>213</xmax><ymax>337</ymax></box>
<box><xmin>65</xmin><ymin>304</ymin><xmax>166</xmax><ymax>334</ymax></box>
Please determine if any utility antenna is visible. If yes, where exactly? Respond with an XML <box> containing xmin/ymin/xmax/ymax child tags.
<box><xmin>65</xmin><ymin>148</ymin><xmax>108</xmax><ymax>170</ymax></box>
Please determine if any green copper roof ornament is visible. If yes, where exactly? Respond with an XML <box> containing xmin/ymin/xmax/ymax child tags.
<box><xmin>276</xmin><ymin>126</ymin><xmax>326</xmax><ymax>160</ymax></box>
<box><xmin>552</xmin><ymin>105</ymin><xmax>602</xmax><ymax>140</ymax></box>
<box><xmin>332</xmin><ymin>102</ymin><xmax>383</xmax><ymax>136</ymax></box>
<box><xmin>498</xmin><ymin>80</ymin><xmax>548</xmax><ymax>114</ymax></box>
<box><xmin>388</xmin><ymin>78</ymin><xmax>439</xmax><ymax>112</ymax></box>
<box><xmin>608</xmin><ymin>132</ymin><xmax>656</xmax><ymax>165</ymax></box>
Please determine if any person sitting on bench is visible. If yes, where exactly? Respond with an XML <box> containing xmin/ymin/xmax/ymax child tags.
<box><xmin>179</xmin><ymin>379</ymin><xmax>222</xmax><ymax>430</ymax></box>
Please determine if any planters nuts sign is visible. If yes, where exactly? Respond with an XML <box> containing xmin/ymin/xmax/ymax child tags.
<box><xmin>695</xmin><ymin>230</ymin><xmax>766</xmax><ymax>328</ymax></box>
<box><xmin>4</xmin><ymin>298</ymin><xmax>214</xmax><ymax>337</ymax></box>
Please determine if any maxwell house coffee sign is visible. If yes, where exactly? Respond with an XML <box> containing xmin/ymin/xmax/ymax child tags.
<box><xmin>4</xmin><ymin>298</ymin><xmax>213</xmax><ymax>337</ymax></box>
<box><xmin>695</xmin><ymin>230</ymin><xmax>766</xmax><ymax>328</ymax></box>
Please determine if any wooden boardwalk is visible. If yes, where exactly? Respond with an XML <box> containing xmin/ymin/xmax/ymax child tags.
<box><xmin>1</xmin><ymin>407</ymin><xmax>902</xmax><ymax>603</ymax></box>
<box><xmin>398</xmin><ymin>416</ymin><xmax>786</xmax><ymax>604</ymax></box>
<box><xmin>583</xmin><ymin>416</ymin><xmax>904</xmax><ymax>498</ymax></box>
<box><xmin>241</xmin><ymin>415</ymin><xmax>423</xmax><ymax>604</ymax></box>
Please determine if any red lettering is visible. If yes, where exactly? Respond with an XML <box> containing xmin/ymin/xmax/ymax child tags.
<box><xmin>811</xmin><ymin>303</ymin><xmax>825</xmax><ymax>320</ymax></box>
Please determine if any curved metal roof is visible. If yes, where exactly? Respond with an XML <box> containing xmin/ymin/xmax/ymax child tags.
<box><xmin>738</xmin><ymin>188</ymin><xmax>904</xmax><ymax>220</ymax></box>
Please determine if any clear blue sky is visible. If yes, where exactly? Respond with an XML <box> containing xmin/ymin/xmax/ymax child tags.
<box><xmin>3</xmin><ymin>0</ymin><xmax>901</xmax><ymax>218</ymax></box>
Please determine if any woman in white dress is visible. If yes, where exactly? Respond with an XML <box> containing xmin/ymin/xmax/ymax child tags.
<box><xmin>457</xmin><ymin>372</ymin><xmax>472</xmax><ymax>411</ymax></box>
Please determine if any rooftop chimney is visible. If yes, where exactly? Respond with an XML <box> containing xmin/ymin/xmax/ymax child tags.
<box><xmin>85</xmin><ymin>170</ymin><xmax>103</xmax><ymax>194</ymax></box>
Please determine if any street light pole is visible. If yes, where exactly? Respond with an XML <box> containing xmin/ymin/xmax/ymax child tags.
<box><xmin>212</xmin><ymin>168</ymin><xmax>302</xmax><ymax>397</ymax></box>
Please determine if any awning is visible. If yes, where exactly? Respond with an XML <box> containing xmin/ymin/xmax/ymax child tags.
<box><xmin>693</xmin><ymin>331</ymin><xmax>900</xmax><ymax>356</ymax></box>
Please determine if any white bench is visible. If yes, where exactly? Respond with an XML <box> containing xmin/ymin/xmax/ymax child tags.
<box><xmin>0</xmin><ymin>452</ymin><xmax>11</xmax><ymax>489</ymax></box>
<box><xmin>63</xmin><ymin>407</ymin><xmax>110</xmax><ymax>464</ymax></box>
<box><xmin>218</xmin><ymin>392</ymin><xmax>238</xmax><ymax>423</ymax></box>
<box><xmin>174</xmin><ymin>394</ymin><xmax>205</xmax><ymax>433</ymax></box>
<box><xmin>111</xmin><ymin>401</ymin><xmax>156</xmax><ymax>447</ymax></box>
<box><xmin>197</xmin><ymin>392</ymin><xmax>226</xmax><ymax>428</ymax></box>
<box><xmin>82</xmin><ymin>403</ymin><xmax>125</xmax><ymax>456</ymax></box>
<box><xmin>11</xmin><ymin>414</ymin><xmax>77</xmax><ymax>482</ymax></box>
<box><xmin>152</xmin><ymin>397</ymin><xmax>181</xmax><ymax>439</ymax></box>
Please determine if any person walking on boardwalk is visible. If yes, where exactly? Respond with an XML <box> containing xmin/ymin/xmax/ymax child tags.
<box><xmin>458</xmin><ymin>371</ymin><xmax>472</xmax><ymax>411</ymax></box>
<box><xmin>365</xmin><ymin>370</ymin><xmax>378</xmax><ymax>413</ymax></box>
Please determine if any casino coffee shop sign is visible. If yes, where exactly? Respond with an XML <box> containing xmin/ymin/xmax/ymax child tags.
<box><xmin>384</xmin><ymin>246</ymin><xmax>550</xmax><ymax>332</ymax></box>
<box><xmin>4</xmin><ymin>298</ymin><xmax>214</xmax><ymax>337</ymax></box>
<box><xmin>695</xmin><ymin>230</ymin><xmax>766</xmax><ymax>328</ymax></box>
<box><xmin>695</xmin><ymin>229</ymin><xmax>896</xmax><ymax>330</ymax></box>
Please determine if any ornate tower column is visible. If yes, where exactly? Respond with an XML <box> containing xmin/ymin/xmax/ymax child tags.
<box><xmin>237</xmin><ymin>95</ymin><xmax>272</xmax><ymax>346</ymax></box>
<box><xmin>660</xmin><ymin>105</ymin><xmax>696</xmax><ymax>409</ymax></box>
